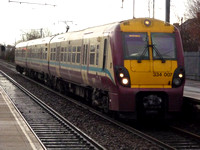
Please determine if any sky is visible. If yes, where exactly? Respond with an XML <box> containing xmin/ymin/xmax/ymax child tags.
<box><xmin>0</xmin><ymin>0</ymin><xmax>188</xmax><ymax>45</ymax></box>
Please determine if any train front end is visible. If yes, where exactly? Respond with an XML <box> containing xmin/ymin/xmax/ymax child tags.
<box><xmin>110</xmin><ymin>18</ymin><xmax>185</xmax><ymax>118</ymax></box>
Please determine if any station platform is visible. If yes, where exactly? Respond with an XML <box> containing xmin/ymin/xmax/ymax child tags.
<box><xmin>0</xmin><ymin>86</ymin><xmax>44</xmax><ymax>150</ymax></box>
<box><xmin>184</xmin><ymin>79</ymin><xmax>200</xmax><ymax>102</ymax></box>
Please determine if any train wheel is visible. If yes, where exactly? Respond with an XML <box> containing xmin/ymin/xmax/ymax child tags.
<box><xmin>16</xmin><ymin>66</ymin><xmax>23</xmax><ymax>74</ymax></box>
<box><xmin>56</xmin><ymin>80</ymin><xmax>64</xmax><ymax>93</ymax></box>
<box><xmin>19</xmin><ymin>69</ymin><xmax>23</xmax><ymax>74</ymax></box>
<box><xmin>102</xmin><ymin>96</ymin><xmax>109</xmax><ymax>113</ymax></box>
<box><xmin>43</xmin><ymin>75</ymin><xmax>53</xmax><ymax>89</ymax></box>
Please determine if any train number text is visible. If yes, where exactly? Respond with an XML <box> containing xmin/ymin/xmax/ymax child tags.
<box><xmin>153</xmin><ymin>72</ymin><xmax>172</xmax><ymax>77</ymax></box>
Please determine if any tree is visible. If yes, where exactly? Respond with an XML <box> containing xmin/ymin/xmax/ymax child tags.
<box><xmin>21</xmin><ymin>28</ymin><xmax>52</xmax><ymax>42</ymax></box>
<box><xmin>22</xmin><ymin>29</ymin><xmax>41</xmax><ymax>41</ymax></box>
<box><xmin>180</xmin><ymin>0</ymin><xmax>200</xmax><ymax>51</ymax></box>
<box><xmin>186</xmin><ymin>0</ymin><xmax>200</xmax><ymax>18</ymax></box>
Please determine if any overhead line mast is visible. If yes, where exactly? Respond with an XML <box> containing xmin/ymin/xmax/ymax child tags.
<box><xmin>165</xmin><ymin>0</ymin><xmax>170</xmax><ymax>23</ymax></box>
<box><xmin>121</xmin><ymin>0</ymin><xmax>135</xmax><ymax>18</ymax></box>
<box><xmin>8</xmin><ymin>0</ymin><xmax>56</xmax><ymax>7</ymax></box>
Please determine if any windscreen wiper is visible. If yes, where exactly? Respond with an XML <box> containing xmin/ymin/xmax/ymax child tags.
<box><xmin>150</xmin><ymin>44</ymin><xmax>166</xmax><ymax>63</ymax></box>
<box><xmin>137</xmin><ymin>46</ymin><xmax>148</xmax><ymax>63</ymax></box>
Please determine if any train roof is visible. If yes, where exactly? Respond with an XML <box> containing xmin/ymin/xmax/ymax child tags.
<box><xmin>50</xmin><ymin>22</ymin><xmax>119</xmax><ymax>43</ymax></box>
<box><xmin>16</xmin><ymin>18</ymin><xmax>174</xmax><ymax>47</ymax></box>
<box><xmin>16</xmin><ymin>36</ymin><xmax>54</xmax><ymax>48</ymax></box>
<box><xmin>16</xmin><ymin>41</ymin><xmax>28</xmax><ymax>48</ymax></box>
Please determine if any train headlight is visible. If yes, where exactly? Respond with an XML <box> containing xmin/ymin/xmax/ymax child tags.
<box><xmin>172</xmin><ymin>67</ymin><xmax>185</xmax><ymax>88</ymax></box>
<box><xmin>178</xmin><ymin>73</ymin><xmax>183</xmax><ymax>78</ymax></box>
<box><xmin>144</xmin><ymin>19</ymin><xmax>151</xmax><ymax>27</ymax></box>
<box><xmin>119</xmin><ymin>73</ymin><xmax>124</xmax><ymax>78</ymax></box>
<box><xmin>115</xmin><ymin>66</ymin><xmax>131</xmax><ymax>88</ymax></box>
<box><xmin>122</xmin><ymin>78</ymin><xmax>129</xmax><ymax>85</ymax></box>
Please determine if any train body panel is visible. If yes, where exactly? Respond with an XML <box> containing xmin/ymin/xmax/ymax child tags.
<box><xmin>109</xmin><ymin>86</ymin><xmax>184</xmax><ymax>113</ymax></box>
<box><xmin>15</xmin><ymin>18</ymin><xmax>185</xmax><ymax>119</ymax></box>
<box><xmin>26</xmin><ymin>39</ymin><xmax>42</xmax><ymax>73</ymax></box>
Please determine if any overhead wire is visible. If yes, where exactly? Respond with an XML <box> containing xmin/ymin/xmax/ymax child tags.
<box><xmin>8</xmin><ymin>0</ymin><xmax>56</xmax><ymax>7</ymax></box>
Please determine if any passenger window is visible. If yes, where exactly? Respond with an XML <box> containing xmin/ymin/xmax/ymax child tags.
<box><xmin>68</xmin><ymin>47</ymin><xmax>72</xmax><ymax>62</ymax></box>
<box><xmin>53</xmin><ymin>48</ymin><xmax>56</xmax><ymax>60</ymax></box>
<box><xmin>45</xmin><ymin>48</ymin><xmax>47</xmax><ymax>59</ymax></box>
<box><xmin>96</xmin><ymin>45</ymin><xmax>99</xmax><ymax>65</ymax></box>
<box><xmin>64</xmin><ymin>47</ymin><xmax>67</xmax><ymax>62</ymax></box>
<box><xmin>56</xmin><ymin>47</ymin><xmax>60</xmax><ymax>61</ymax></box>
<box><xmin>72</xmin><ymin>47</ymin><xmax>76</xmax><ymax>63</ymax></box>
<box><xmin>90</xmin><ymin>45</ymin><xmax>95</xmax><ymax>65</ymax></box>
<box><xmin>76</xmin><ymin>46</ymin><xmax>81</xmax><ymax>63</ymax></box>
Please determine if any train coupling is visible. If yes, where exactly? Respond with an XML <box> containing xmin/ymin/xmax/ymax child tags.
<box><xmin>143</xmin><ymin>95</ymin><xmax>162</xmax><ymax>112</ymax></box>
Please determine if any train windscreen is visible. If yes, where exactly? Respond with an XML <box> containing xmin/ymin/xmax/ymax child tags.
<box><xmin>151</xmin><ymin>33</ymin><xmax>176</xmax><ymax>59</ymax></box>
<box><xmin>123</xmin><ymin>32</ymin><xmax>149</xmax><ymax>59</ymax></box>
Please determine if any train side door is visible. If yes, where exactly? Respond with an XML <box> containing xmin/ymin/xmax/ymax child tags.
<box><xmin>81</xmin><ymin>37</ymin><xmax>90</xmax><ymax>85</ymax></box>
<box><xmin>101</xmin><ymin>36</ymin><xmax>110</xmax><ymax>79</ymax></box>
<box><xmin>102</xmin><ymin>38</ymin><xmax>108</xmax><ymax>72</ymax></box>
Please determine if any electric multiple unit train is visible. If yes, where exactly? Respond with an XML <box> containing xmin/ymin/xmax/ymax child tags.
<box><xmin>15</xmin><ymin>18</ymin><xmax>185</xmax><ymax>119</ymax></box>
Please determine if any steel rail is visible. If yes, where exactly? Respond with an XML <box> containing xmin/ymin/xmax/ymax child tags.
<box><xmin>0</xmin><ymin>70</ymin><xmax>105</xmax><ymax>150</ymax></box>
<box><xmin>170</xmin><ymin>125</ymin><xmax>200</xmax><ymax>141</ymax></box>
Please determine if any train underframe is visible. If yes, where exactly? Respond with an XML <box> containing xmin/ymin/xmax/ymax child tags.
<box><xmin>16</xmin><ymin>65</ymin><xmax>110</xmax><ymax>113</ymax></box>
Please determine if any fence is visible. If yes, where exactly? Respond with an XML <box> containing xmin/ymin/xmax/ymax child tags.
<box><xmin>184</xmin><ymin>52</ymin><xmax>200</xmax><ymax>81</ymax></box>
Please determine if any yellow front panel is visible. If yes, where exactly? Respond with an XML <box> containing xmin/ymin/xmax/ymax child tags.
<box><xmin>130</xmin><ymin>60</ymin><xmax>151</xmax><ymax>72</ymax></box>
<box><xmin>125</xmin><ymin>60</ymin><xmax>177</xmax><ymax>88</ymax></box>
<box><xmin>153</xmin><ymin>60</ymin><xmax>172</xmax><ymax>72</ymax></box>
<box><xmin>121</xmin><ymin>18</ymin><xmax>177</xmax><ymax>88</ymax></box>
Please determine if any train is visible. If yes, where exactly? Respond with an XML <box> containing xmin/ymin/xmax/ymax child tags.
<box><xmin>15</xmin><ymin>18</ymin><xmax>185</xmax><ymax>119</ymax></box>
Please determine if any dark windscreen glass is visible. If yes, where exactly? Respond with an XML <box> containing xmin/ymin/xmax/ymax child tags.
<box><xmin>151</xmin><ymin>33</ymin><xmax>176</xmax><ymax>59</ymax></box>
<box><xmin>123</xmin><ymin>33</ymin><xmax>148</xmax><ymax>59</ymax></box>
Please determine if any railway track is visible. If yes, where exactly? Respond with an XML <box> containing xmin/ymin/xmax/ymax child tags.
<box><xmin>14</xmin><ymin>75</ymin><xmax>200</xmax><ymax>149</ymax></box>
<box><xmin>1</xmin><ymin>61</ymin><xmax>200</xmax><ymax>149</ymax></box>
<box><xmin>170</xmin><ymin>126</ymin><xmax>200</xmax><ymax>148</ymax></box>
<box><xmin>0</xmin><ymin>70</ymin><xmax>105</xmax><ymax>150</ymax></box>
<box><xmin>139</xmin><ymin>125</ymin><xmax>200</xmax><ymax>149</ymax></box>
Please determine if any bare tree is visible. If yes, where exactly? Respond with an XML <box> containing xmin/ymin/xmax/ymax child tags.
<box><xmin>42</xmin><ymin>28</ymin><xmax>52</xmax><ymax>37</ymax></box>
<box><xmin>24</xmin><ymin>29</ymin><xmax>41</xmax><ymax>41</ymax></box>
<box><xmin>180</xmin><ymin>0</ymin><xmax>200</xmax><ymax>51</ymax></box>
<box><xmin>186</xmin><ymin>0</ymin><xmax>200</xmax><ymax>18</ymax></box>
<box><xmin>21</xmin><ymin>28</ymin><xmax>52</xmax><ymax>42</ymax></box>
